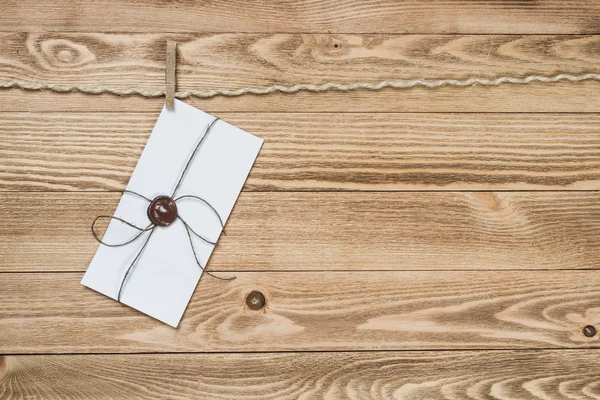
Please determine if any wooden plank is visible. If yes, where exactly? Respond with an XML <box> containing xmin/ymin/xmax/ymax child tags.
<box><xmin>1</xmin><ymin>271</ymin><xmax>599</xmax><ymax>353</ymax></box>
<box><xmin>4</xmin><ymin>32</ymin><xmax>600</xmax><ymax>99</ymax></box>
<box><xmin>2</xmin><ymin>1</ymin><xmax>599</xmax><ymax>34</ymax></box>
<box><xmin>1</xmin><ymin>32</ymin><xmax>599</xmax><ymax>112</ymax></box>
<box><xmin>2</xmin><ymin>350</ymin><xmax>600</xmax><ymax>399</ymax></box>
<box><xmin>2</xmin><ymin>112</ymin><xmax>600</xmax><ymax>192</ymax></box>
<box><xmin>3</xmin><ymin>192</ymin><xmax>600</xmax><ymax>272</ymax></box>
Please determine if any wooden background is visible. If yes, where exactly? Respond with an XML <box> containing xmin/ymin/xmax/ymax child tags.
<box><xmin>2</xmin><ymin>1</ymin><xmax>600</xmax><ymax>399</ymax></box>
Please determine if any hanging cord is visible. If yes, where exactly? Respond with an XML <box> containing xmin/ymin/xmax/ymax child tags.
<box><xmin>91</xmin><ymin>118</ymin><xmax>234</xmax><ymax>303</ymax></box>
<box><xmin>2</xmin><ymin>73</ymin><xmax>600</xmax><ymax>99</ymax></box>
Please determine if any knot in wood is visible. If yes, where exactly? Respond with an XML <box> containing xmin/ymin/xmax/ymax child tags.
<box><xmin>246</xmin><ymin>291</ymin><xmax>266</xmax><ymax>310</ymax></box>
<box><xmin>583</xmin><ymin>325</ymin><xmax>597</xmax><ymax>338</ymax></box>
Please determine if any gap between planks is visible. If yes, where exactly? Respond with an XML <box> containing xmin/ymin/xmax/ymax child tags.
<box><xmin>3</xmin><ymin>348</ymin><xmax>600</xmax><ymax>356</ymax></box>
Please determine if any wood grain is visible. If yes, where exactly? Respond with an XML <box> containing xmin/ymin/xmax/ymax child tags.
<box><xmin>2</xmin><ymin>113</ymin><xmax>600</xmax><ymax>191</ymax></box>
<box><xmin>2</xmin><ymin>192</ymin><xmax>600</xmax><ymax>272</ymax></box>
<box><xmin>1</xmin><ymin>32</ymin><xmax>599</xmax><ymax>112</ymax></box>
<box><xmin>2</xmin><ymin>351</ymin><xmax>600</xmax><ymax>399</ymax></box>
<box><xmin>1</xmin><ymin>271</ymin><xmax>600</xmax><ymax>353</ymax></box>
<box><xmin>2</xmin><ymin>1</ymin><xmax>599</xmax><ymax>399</ymax></box>
<box><xmin>2</xmin><ymin>1</ymin><xmax>600</xmax><ymax>34</ymax></box>
<box><xmin>4</xmin><ymin>32</ymin><xmax>600</xmax><ymax>96</ymax></box>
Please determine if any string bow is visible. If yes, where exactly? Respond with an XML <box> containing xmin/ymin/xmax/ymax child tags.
<box><xmin>91</xmin><ymin>117</ymin><xmax>234</xmax><ymax>302</ymax></box>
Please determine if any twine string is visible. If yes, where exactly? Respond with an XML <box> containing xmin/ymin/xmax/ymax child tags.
<box><xmin>123</xmin><ymin>189</ymin><xmax>153</xmax><ymax>202</ymax></box>
<box><xmin>2</xmin><ymin>73</ymin><xmax>599</xmax><ymax>99</ymax></box>
<box><xmin>91</xmin><ymin>215</ymin><xmax>154</xmax><ymax>248</ymax></box>
<box><xmin>179</xmin><ymin>216</ymin><xmax>217</xmax><ymax>246</ymax></box>
<box><xmin>179</xmin><ymin>216</ymin><xmax>232</xmax><ymax>282</ymax></box>
<box><xmin>65</xmin><ymin>71</ymin><xmax>600</xmax><ymax>301</ymax></box>
<box><xmin>91</xmin><ymin>117</ymin><xmax>234</xmax><ymax>303</ymax></box>
<box><xmin>117</xmin><ymin>228</ymin><xmax>155</xmax><ymax>302</ymax></box>
<box><xmin>91</xmin><ymin>190</ymin><xmax>155</xmax><ymax>247</ymax></box>
<box><xmin>175</xmin><ymin>195</ymin><xmax>225</xmax><ymax>229</ymax></box>
<box><xmin>172</xmin><ymin>117</ymin><xmax>219</xmax><ymax>197</ymax></box>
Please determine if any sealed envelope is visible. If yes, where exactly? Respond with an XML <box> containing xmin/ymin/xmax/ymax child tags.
<box><xmin>82</xmin><ymin>99</ymin><xmax>263</xmax><ymax>327</ymax></box>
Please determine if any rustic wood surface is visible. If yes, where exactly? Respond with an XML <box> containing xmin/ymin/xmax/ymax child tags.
<box><xmin>2</xmin><ymin>192</ymin><xmax>600</xmax><ymax>272</ymax></box>
<box><xmin>3</xmin><ymin>113</ymin><xmax>600</xmax><ymax>191</ymax></box>
<box><xmin>2</xmin><ymin>1</ymin><xmax>600</xmax><ymax>399</ymax></box>
<box><xmin>4</xmin><ymin>33</ymin><xmax>599</xmax><ymax>95</ymax></box>
<box><xmin>2</xmin><ymin>271</ymin><xmax>600</xmax><ymax>353</ymax></box>
<box><xmin>2</xmin><ymin>351</ymin><xmax>600</xmax><ymax>399</ymax></box>
<box><xmin>3</xmin><ymin>1</ymin><xmax>599</xmax><ymax>34</ymax></box>
<box><xmin>1</xmin><ymin>32</ymin><xmax>599</xmax><ymax>113</ymax></box>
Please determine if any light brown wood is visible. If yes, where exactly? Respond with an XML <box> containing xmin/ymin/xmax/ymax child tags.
<box><xmin>2</xmin><ymin>191</ymin><xmax>600</xmax><ymax>272</ymax></box>
<box><xmin>1</xmin><ymin>32</ymin><xmax>599</xmax><ymax>112</ymax></box>
<box><xmin>1</xmin><ymin>271</ymin><xmax>599</xmax><ymax>353</ymax></box>
<box><xmin>2</xmin><ymin>112</ymin><xmax>600</xmax><ymax>191</ymax></box>
<box><xmin>3</xmin><ymin>1</ymin><xmax>600</xmax><ymax>398</ymax></box>
<box><xmin>4</xmin><ymin>32</ymin><xmax>600</xmax><ymax>98</ymax></box>
<box><xmin>2</xmin><ymin>1</ymin><xmax>600</xmax><ymax>33</ymax></box>
<box><xmin>2</xmin><ymin>350</ymin><xmax>600</xmax><ymax>399</ymax></box>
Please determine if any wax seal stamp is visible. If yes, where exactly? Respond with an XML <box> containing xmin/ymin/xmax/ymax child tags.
<box><xmin>147</xmin><ymin>195</ymin><xmax>178</xmax><ymax>226</ymax></box>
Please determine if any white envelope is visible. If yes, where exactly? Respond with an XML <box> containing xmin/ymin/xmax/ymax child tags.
<box><xmin>82</xmin><ymin>99</ymin><xmax>263</xmax><ymax>327</ymax></box>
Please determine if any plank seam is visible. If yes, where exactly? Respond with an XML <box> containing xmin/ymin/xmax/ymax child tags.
<box><xmin>4</xmin><ymin>347</ymin><xmax>600</xmax><ymax>356</ymax></box>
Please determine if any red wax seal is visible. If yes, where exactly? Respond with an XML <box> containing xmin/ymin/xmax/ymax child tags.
<box><xmin>147</xmin><ymin>195</ymin><xmax>178</xmax><ymax>226</ymax></box>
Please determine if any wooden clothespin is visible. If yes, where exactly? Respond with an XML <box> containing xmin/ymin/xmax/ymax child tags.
<box><xmin>165</xmin><ymin>41</ymin><xmax>177</xmax><ymax>110</ymax></box>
